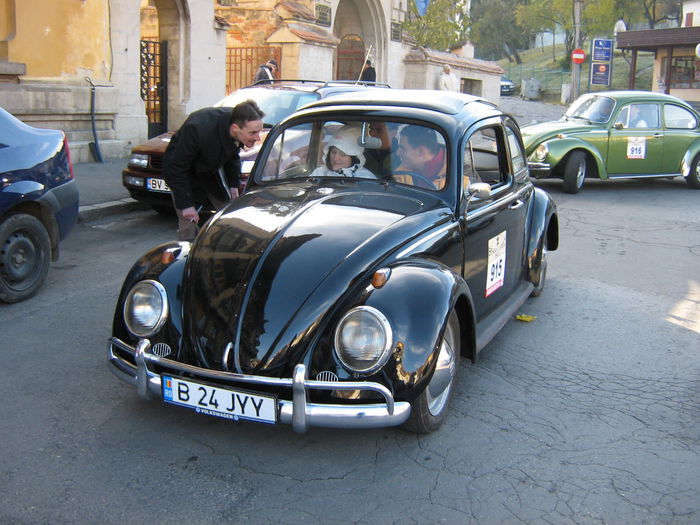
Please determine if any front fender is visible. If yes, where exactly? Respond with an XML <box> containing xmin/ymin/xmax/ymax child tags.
<box><xmin>526</xmin><ymin>187</ymin><xmax>558</xmax><ymax>287</ymax></box>
<box><xmin>680</xmin><ymin>138</ymin><xmax>700</xmax><ymax>176</ymax></box>
<box><xmin>111</xmin><ymin>241</ymin><xmax>190</xmax><ymax>341</ymax></box>
<box><xmin>357</xmin><ymin>260</ymin><xmax>474</xmax><ymax>400</ymax></box>
<box><xmin>538</xmin><ymin>137</ymin><xmax>607</xmax><ymax>179</ymax></box>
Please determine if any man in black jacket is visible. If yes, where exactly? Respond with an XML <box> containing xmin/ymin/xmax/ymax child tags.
<box><xmin>163</xmin><ymin>100</ymin><xmax>264</xmax><ymax>240</ymax></box>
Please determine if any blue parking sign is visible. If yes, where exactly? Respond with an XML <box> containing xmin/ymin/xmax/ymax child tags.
<box><xmin>593</xmin><ymin>39</ymin><xmax>613</xmax><ymax>62</ymax></box>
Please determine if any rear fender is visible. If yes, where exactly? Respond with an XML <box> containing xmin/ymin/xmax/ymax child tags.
<box><xmin>680</xmin><ymin>138</ymin><xmax>700</xmax><ymax>175</ymax></box>
<box><xmin>356</xmin><ymin>260</ymin><xmax>476</xmax><ymax>397</ymax></box>
<box><xmin>525</xmin><ymin>188</ymin><xmax>558</xmax><ymax>287</ymax></box>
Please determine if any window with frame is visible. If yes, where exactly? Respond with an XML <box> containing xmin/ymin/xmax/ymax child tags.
<box><xmin>257</xmin><ymin>119</ymin><xmax>448</xmax><ymax>191</ymax></box>
<box><xmin>617</xmin><ymin>103</ymin><xmax>660</xmax><ymax>129</ymax></box>
<box><xmin>316</xmin><ymin>4</ymin><xmax>331</xmax><ymax>27</ymax></box>
<box><xmin>661</xmin><ymin>56</ymin><xmax>700</xmax><ymax>89</ymax></box>
<box><xmin>664</xmin><ymin>104</ymin><xmax>698</xmax><ymax>129</ymax></box>
<box><xmin>463</xmin><ymin>125</ymin><xmax>507</xmax><ymax>192</ymax></box>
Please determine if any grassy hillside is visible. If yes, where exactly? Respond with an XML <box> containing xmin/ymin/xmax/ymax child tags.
<box><xmin>497</xmin><ymin>43</ymin><xmax>655</xmax><ymax>101</ymax></box>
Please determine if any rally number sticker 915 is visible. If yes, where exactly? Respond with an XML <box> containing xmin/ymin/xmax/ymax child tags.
<box><xmin>486</xmin><ymin>231</ymin><xmax>506</xmax><ymax>297</ymax></box>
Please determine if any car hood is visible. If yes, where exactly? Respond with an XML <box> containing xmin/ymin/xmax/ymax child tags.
<box><xmin>521</xmin><ymin>119</ymin><xmax>600</xmax><ymax>150</ymax></box>
<box><xmin>131</xmin><ymin>132</ymin><xmax>174</xmax><ymax>155</ymax></box>
<box><xmin>183</xmin><ymin>182</ymin><xmax>449</xmax><ymax>374</ymax></box>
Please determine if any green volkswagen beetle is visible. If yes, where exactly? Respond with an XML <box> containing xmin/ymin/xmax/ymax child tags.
<box><xmin>521</xmin><ymin>90</ymin><xmax>700</xmax><ymax>193</ymax></box>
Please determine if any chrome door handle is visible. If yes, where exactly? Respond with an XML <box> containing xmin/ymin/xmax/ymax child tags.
<box><xmin>509</xmin><ymin>199</ymin><xmax>524</xmax><ymax>210</ymax></box>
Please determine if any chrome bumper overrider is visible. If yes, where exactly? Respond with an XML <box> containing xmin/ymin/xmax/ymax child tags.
<box><xmin>108</xmin><ymin>337</ymin><xmax>411</xmax><ymax>433</ymax></box>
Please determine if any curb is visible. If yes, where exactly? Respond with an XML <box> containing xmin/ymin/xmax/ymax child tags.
<box><xmin>78</xmin><ymin>198</ymin><xmax>150</xmax><ymax>222</ymax></box>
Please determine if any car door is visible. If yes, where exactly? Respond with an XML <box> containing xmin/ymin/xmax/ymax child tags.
<box><xmin>461</xmin><ymin>118</ymin><xmax>530</xmax><ymax>321</ymax></box>
<box><xmin>661</xmin><ymin>103</ymin><xmax>700</xmax><ymax>174</ymax></box>
<box><xmin>607</xmin><ymin>102</ymin><xmax>664</xmax><ymax>176</ymax></box>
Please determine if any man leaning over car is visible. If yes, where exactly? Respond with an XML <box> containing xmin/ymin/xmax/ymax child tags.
<box><xmin>163</xmin><ymin>100</ymin><xmax>264</xmax><ymax>241</ymax></box>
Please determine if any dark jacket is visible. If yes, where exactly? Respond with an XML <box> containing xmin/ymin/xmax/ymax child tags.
<box><xmin>360</xmin><ymin>66</ymin><xmax>376</xmax><ymax>82</ymax></box>
<box><xmin>163</xmin><ymin>107</ymin><xmax>241</xmax><ymax>210</ymax></box>
<box><xmin>254</xmin><ymin>64</ymin><xmax>274</xmax><ymax>83</ymax></box>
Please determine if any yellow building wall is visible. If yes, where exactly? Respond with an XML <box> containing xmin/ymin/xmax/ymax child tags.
<box><xmin>6</xmin><ymin>0</ymin><xmax>111</xmax><ymax>82</ymax></box>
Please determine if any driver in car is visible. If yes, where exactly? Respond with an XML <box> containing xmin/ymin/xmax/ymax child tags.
<box><xmin>394</xmin><ymin>125</ymin><xmax>446</xmax><ymax>189</ymax></box>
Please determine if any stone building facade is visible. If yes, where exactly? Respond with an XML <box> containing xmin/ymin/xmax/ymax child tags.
<box><xmin>1</xmin><ymin>0</ymin><xmax>502</xmax><ymax>161</ymax></box>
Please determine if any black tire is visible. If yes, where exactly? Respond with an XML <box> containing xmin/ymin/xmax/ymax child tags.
<box><xmin>0</xmin><ymin>213</ymin><xmax>51</xmax><ymax>303</ymax></box>
<box><xmin>685</xmin><ymin>155</ymin><xmax>700</xmax><ymax>189</ymax></box>
<box><xmin>530</xmin><ymin>248</ymin><xmax>547</xmax><ymax>297</ymax></box>
<box><xmin>563</xmin><ymin>151</ymin><xmax>587</xmax><ymax>194</ymax></box>
<box><xmin>403</xmin><ymin>310</ymin><xmax>460</xmax><ymax>434</ymax></box>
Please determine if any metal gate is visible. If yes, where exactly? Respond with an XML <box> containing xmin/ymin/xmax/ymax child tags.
<box><xmin>140</xmin><ymin>39</ymin><xmax>168</xmax><ymax>138</ymax></box>
<box><xmin>226</xmin><ymin>46</ymin><xmax>281</xmax><ymax>94</ymax></box>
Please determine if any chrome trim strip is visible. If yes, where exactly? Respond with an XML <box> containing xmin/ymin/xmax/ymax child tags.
<box><xmin>396</xmin><ymin>222</ymin><xmax>456</xmax><ymax>258</ymax></box>
<box><xmin>108</xmin><ymin>337</ymin><xmax>407</xmax><ymax>432</ymax></box>
<box><xmin>468</xmin><ymin>185</ymin><xmax>531</xmax><ymax>222</ymax></box>
<box><xmin>607</xmin><ymin>173</ymin><xmax>680</xmax><ymax>180</ymax></box>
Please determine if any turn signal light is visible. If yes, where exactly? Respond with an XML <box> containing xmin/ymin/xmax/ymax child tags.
<box><xmin>371</xmin><ymin>268</ymin><xmax>391</xmax><ymax>289</ymax></box>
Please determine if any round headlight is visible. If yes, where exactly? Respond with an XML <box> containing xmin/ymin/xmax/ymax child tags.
<box><xmin>123</xmin><ymin>280</ymin><xmax>168</xmax><ymax>338</ymax></box>
<box><xmin>535</xmin><ymin>143</ymin><xmax>549</xmax><ymax>161</ymax></box>
<box><xmin>334</xmin><ymin>306</ymin><xmax>393</xmax><ymax>373</ymax></box>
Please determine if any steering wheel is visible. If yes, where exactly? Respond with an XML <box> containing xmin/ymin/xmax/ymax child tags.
<box><xmin>400</xmin><ymin>171</ymin><xmax>435</xmax><ymax>189</ymax></box>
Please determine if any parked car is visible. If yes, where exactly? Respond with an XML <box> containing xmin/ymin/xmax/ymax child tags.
<box><xmin>0</xmin><ymin>107</ymin><xmax>79</xmax><ymax>303</ymax></box>
<box><xmin>122</xmin><ymin>80</ymin><xmax>390</xmax><ymax>213</ymax></box>
<box><xmin>500</xmin><ymin>76</ymin><xmax>516</xmax><ymax>96</ymax></box>
<box><xmin>521</xmin><ymin>90</ymin><xmax>700</xmax><ymax>193</ymax></box>
<box><xmin>108</xmin><ymin>89</ymin><xmax>559</xmax><ymax>434</ymax></box>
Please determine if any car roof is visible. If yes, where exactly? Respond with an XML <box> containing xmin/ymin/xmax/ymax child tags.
<box><xmin>248</xmin><ymin>79</ymin><xmax>391</xmax><ymax>97</ymax></box>
<box><xmin>301</xmin><ymin>89</ymin><xmax>496</xmax><ymax>115</ymax></box>
<box><xmin>581</xmin><ymin>90</ymin><xmax>692</xmax><ymax>106</ymax></box>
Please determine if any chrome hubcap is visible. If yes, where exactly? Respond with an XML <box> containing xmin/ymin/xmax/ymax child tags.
<box><xmin>426</xmin><ymin>320</ymin><xmax>457</xmax><ymax>416</ymax></box>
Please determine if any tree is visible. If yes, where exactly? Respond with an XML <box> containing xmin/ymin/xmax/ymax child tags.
<box><xmin>402</xmin><ymin>0</ymin><xmax>466</xmax><ymax>51</ymax></box>
<box><xmin>515</xmin><ymin>0</ymin><xmax>618</xmax><ymax>66</ymax></box>
<box><xmin>470</xmin><ymin>0</ymin><xmax>531</xmax><ymax>63</ymax></box>
<box><xmin>639</xmin><ymin>0</ymin><xmax>681</xmax><ymax>28</ymax></box>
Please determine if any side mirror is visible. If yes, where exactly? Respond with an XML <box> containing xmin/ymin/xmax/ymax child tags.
<box><xmin>359</xmin><ymin>122</ymin><xmax>382</xmax><ymax>149</ymax></box>
<box><xmin>468</xmin><ymin>182</ymin><xmax>492</xmax><ymax>200</ymax></box>
<box><xmin>613</xmin><ymin>122</ymin><xmax>624</xmax><ymax>130</ymax></box>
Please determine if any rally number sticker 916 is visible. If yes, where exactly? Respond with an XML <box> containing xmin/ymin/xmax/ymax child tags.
<box><xmin>486</xmin><ymin>231</ymin><xmax>506</xmax><ymax>297</ymax></box>
<box><xmin>627</xmin><ymin>137</ymin><xmax>646</xmax><ymax>159</ymax></box>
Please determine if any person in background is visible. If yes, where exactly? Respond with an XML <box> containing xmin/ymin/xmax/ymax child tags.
<box><xmin>254</xmin><ymin>58</ymin><xmax>278</xmax><ymax>83</ymax></box>
<box><xmin>360</xmin><ymin>60</ymin><xmax>376</xmax><ymax>82</ymax></box>
<box><xmin>438</xmin><ymin>64</ymin><xmax>458</xmax><ymax>91</ymax></box>
<box><xmin>163</xmin><ymin>100</ymin><xmax>265</xmax><ymax>241</ymax></box>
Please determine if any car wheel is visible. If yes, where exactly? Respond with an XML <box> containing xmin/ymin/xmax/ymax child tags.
<box><xmin>403</xmin><ymin>310</ymin><xmax>460</xmax><ymax>434</ymax></box>
<box><xmin>530</xmin><ymin>247</ymin><xmax>547</xmax><ymax>297</ymax></box>
<box><xmin>686</xmin><ymin>155</ymin><xmax>700</xmax><ymax>189</ymax></box>
<box><xmin>0</xmin><ymin>213</ymin><xmax>51</xmax><ymax>303</ymax></box>
<box><xmin>563</xmin><ymin>151</ymin><xmax>587</xmax><ymax>194</ymax></box>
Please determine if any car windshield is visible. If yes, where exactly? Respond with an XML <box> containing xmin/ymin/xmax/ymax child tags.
<box><xmin>565</xmin><ymin>94</ymin><xmax>615</xmax><ymax>123</ymax></box>
<box><xmin>256</xmin><ymin>118</ymin><xmax>448</xmax><ymax>191</ymax></box>
<box><xmin>215</xmin><ymin>88</ymin><xmax>320</xmax><ymax>128</ymax></box>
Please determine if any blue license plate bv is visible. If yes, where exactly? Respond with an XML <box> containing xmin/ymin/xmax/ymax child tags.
<box><xmin>162</xmin><ymin>375</ymin><xmax>277</xmax><ymax>424</ymax></box>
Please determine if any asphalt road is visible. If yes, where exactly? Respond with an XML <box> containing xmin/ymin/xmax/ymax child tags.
<box><xmin>1</xmin><ymin>178</ymin><xmax>699</xmax><ymax>524</ymax></box>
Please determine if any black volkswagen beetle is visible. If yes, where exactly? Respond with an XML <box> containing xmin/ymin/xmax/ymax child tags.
<box><xmin>108</xmin><ymin>90</ymin><xmax>559</xmax><ymax>433</ymax></box>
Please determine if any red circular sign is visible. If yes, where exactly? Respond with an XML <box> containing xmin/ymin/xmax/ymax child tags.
<box><xmin>572</xmin><ymin>49</ymin><xmax>586</xmax><ymax>64</ymax></box>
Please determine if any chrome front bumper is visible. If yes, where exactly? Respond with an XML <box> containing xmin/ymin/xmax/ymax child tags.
<box><xmin>108</xmin><ymin>337</ymin><xmax>411</xmax><ymax>433</ymax></box>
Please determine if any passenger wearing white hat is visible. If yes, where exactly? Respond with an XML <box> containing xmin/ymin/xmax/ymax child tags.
<box><xmin>310</xmin><ymin>126</ymin><xmax>377</xmax><ymax>179</ymax></box>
